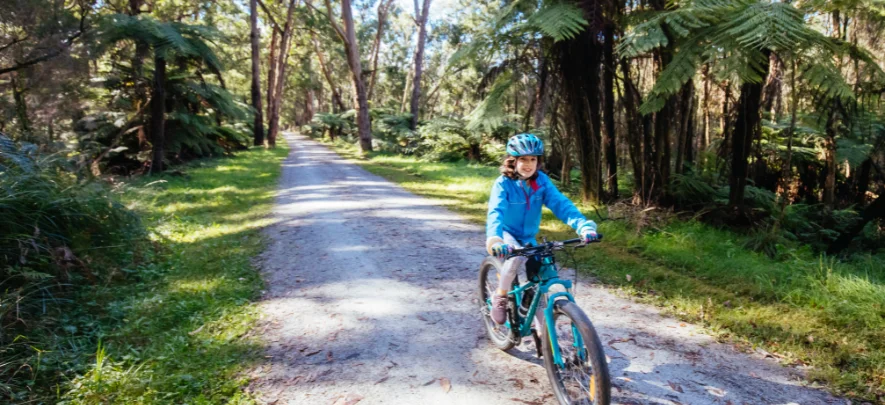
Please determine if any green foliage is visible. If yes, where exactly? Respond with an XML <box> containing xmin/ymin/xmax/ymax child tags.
<box><xmin>523</xmin><ymin>3</ymin><xmax>589</xmax><ymax>42</ymax></box>
<box><xmin>466</xmin><ymin>72</ymin><xmax>518</xmax><ymax>132</ymax></box>
<box><xmin>620</xmin><ymin>0</ymin><xmax>864</xmax><ymax>114</ymax></box>
<box><xmin>60</xmin><ymin>146</ymin><xmax>286</xmax><ymax>404</ymax></box>
<box><xmin>370</xmin><ymin>109</ymin><xmax>416</xmax><ymax>154</ymax></box>
<box><xmin>0</xmin><ymin>135</ymin><xmax>144</xmax><ymax>402</ymax></box>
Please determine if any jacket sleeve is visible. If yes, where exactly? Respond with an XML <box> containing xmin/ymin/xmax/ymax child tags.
<box><xmin>486</xmin><ymin>178</ymin><xmax>507</xmax><ymax>249</ymax></box>
<box><xmin>542</xmin><ymin>176</ymin><xmax>597</xmax><ymax>234</ymax></box>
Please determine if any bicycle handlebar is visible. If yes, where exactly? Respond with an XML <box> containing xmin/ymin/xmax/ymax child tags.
<box><xmin>504</xmin><ymin>234</ymin><xmax>603</xmax><ymax>259</ymax></box>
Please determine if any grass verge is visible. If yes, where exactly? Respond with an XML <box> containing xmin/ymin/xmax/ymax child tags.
<box><xmin>59</xmin><ymin>145</ymin><xmax>287</xmax><ymax>404</ymax></box>
<box><xmin>322</xmin><ymin>136</ymin><xmax>884</xmax><ymax>402</ymax></box>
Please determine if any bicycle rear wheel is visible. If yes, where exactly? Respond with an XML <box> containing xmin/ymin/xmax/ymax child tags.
<box><xmin>478</xmin><ymin>256</ymin><xmax>518</xmax><ymax>350</ymax></box>
<box><xmin>541</xmin><ymin>300</ymin><xmax>611</xmax><ymax>405</ymax></box>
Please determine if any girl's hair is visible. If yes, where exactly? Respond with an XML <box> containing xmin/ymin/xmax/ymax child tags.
<box><xmin>499</xmin><ymin>155</ymin><xmax>543</xmax><ymax>180</ymax></box>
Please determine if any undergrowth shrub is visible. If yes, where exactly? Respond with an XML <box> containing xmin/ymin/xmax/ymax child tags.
<box><xmin>0</xmin><ymin>134</ymin><xmax>145</xmax><ymax>402</ymax></box>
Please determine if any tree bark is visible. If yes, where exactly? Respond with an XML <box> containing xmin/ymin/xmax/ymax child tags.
<box><xmin>150</xmin><ymin>55</ymin><xmax>166</xmax><ymax>173</ymax></box>
<box><xmin>336</xmin><ymin>0</ymin><xmax>373</xmax><ymax>151</ymax></box>
<box><xmin>267</xmin><ymin>29</ymin><xmax>279</xmax><ymax>126</ymax></box>
<box><xmin>555</xmin><ymin>27</ymin><xmax>602</xmax><ymax>204</ymax></box>
<box><xmin>620</xmin><ymin>58</ymin><xmax>645</xmax><ymax>199</ymax></box>
<box><xmin>268</xmin><ymin>0</ymin><xmax>297</xmax><ymax>148</ymax></box>
<box><xmin>11</xmin><ymin>76</ymin><xmax>31</xmax><ymax>139</ymax></box>
<box><xmin>699</xmin><ymin>64</ymin><xmax>710</xmax><ymax>169</ymax></box>
<box><xmin>311</xmin><ymin>35</ymin><xmax>346</xmax><ymax>112</ymax></box>
<box><xmin>409</xmin><ymin>0</ymin><xmax>432</xmax><ymax>130</ymax></box>
<box><xmin>823</xmin><ymin>110</ymin><xmax>837</xmax><ymax>210</ymax></box>
<box><xmin>602</xmin><ymin>23</ymin><xmax>618</xmax><ymax>199</ymax></box>
<box><xmin>250</xmin><ymin>0</ymin><xmax>265</xmax><ymax>146</ymax></box>
<box><xmin>533</xmin><ymin>52</ymin><xmax>549</xmax><ymax>129</ymax></box>
<box><xmin>675</xmin><ymin>82</ymin><xmax>694</xmax><ymax>175</ymax></box>
<box><xmin>728</xmin><ymin>52</ymin><xmax>770</xmax><ymax>212</ymax></box>
<box><xmin>368</xmin><ymin>0</ymin><xmax>394</xmax><ymax>102</ymax></box>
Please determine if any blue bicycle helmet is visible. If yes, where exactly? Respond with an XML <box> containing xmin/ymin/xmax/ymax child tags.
<box><xmin>506</xmin><ymin>133</ymin><xmax>544</xmax><ymax>156</ymax></box>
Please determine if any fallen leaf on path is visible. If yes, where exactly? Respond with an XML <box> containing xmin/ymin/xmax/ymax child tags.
<box><xmin>650</xmin><ymin>352</ymin><xmax>655</xmax><ymax>359</ymax></box>
<box><xmin>510</xmin><ymin>398</ymin><xmax>542</xmax><ymax>405</ymax></box>
<box><xmin>305</xmin><ymin>349</ymin><xmax>322</xmax><ymax>356</ymax></box>
<box><xmin>749</xmin><ymin>372</ymin><xmax>758</xmax><ymax>378</ymax></box>
<box><xmin>327</xmin><ymin>351</ymin><xmax>334</xmax><ymax>362</ymax></box>
<box><xmin>422</xmin><ymin>378</ymin><xmax>437</xmax><ymax>386</ymax></box>
<box><xmin>417</xmin><ymin>315</ymin><xmax>428</xmax><ymax>322</ymax></box>
<box><xmin>668</xmin><ymin>381</ymin><xmax>684</xmax><ymax>393</ymax></box>
<box><xmin>507</xmin><ymin>378</ymin><xmax>525</xmax><ymax>389</ymax></box>
<box><xmin>374</xmin><ymin>375</ymin><xmax>389</xmax><ymax>385</ymax></box>
<box><xmin>440</xmin><ymin>377</ymin><xmax>451</xmax><ymax>393</ymax></box>
<box><xmin>705</xmin><ymin>386</ymin><xmax>726</xmax><ymax>397</ymax></box>
<box><xmin>330</xmin><ymin>394</ymin><xmax>363</xmax><ymax>405</ymax></box>
<box><xmin>679</xmin><ymin>323</ymin><xmax>687</xmax><ymax>327</ymax></box>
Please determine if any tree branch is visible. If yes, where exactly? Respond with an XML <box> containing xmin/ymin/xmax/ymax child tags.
<box><xmin>256</xmin><ymin>0</ymin><xmax>284</xmax><ymax>34</ymax></box>
<box><xmin>0</xmin><ymin>36</ymin><xmax>29</xmax><ymax>55</ymax></box>
<box><xmin>0</xmin><ymin>4</ymin><xmax>89</xmax><ymax>76</ymax></box>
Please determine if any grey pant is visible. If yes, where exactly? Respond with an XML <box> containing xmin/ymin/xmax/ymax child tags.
<box><xmin>498</xmin><ymin>232</ymin><xmax>547</xmax><ymax>328</ymax></box>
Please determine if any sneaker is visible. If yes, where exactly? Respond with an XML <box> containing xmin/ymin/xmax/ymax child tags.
<box><xmin>491</xmin><ymin>294</ymin><xmax>508</xmax><ymax>325</ymax></box>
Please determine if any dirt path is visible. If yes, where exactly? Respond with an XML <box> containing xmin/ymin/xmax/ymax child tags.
<box><xmin>248</xmin><ymin>132</ymin><xmax>844</xmax><ymax>405</ymax></box>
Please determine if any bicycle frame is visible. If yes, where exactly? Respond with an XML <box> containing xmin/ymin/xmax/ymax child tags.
<box><xmin>503</xmin><ymin>255</ymin><xmax>585</xmax><ymax>368</ymax></box>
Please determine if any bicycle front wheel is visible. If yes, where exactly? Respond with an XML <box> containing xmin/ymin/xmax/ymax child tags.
<box><xmin>541</xmin><ymin>300</ymin><xmax>611</xmax><ymax>405</ymax></box>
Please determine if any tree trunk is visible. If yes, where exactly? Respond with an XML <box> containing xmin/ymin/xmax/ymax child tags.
<box><xmin>250</xmin><ymin>0</ymin><xmax>265</xmax><ymax>146</ymax></box>
<box><xmin>409</xmin><ymin>0</ymin><xmax>432</xmax><ymax>130</ymax></box>
<box><xmin>699</xmin><ymin>64</ymin><xmax>710</xmax><ymax>169</ymax></box>
<box><xmin>823</xmin><ymin>110</ymin><xmax>837</xmax><ymax>210</ymax></box>
<box><xmin>675</xmin><ymin>82</ymin><xmax>694</xmax><ymax>175</ymax></box>
<box><xmin>267</xmin><ymin>29</ymin><xmax>279</xmax><ymax>126</ymax></box>
<box><xmin>620</xmin><ymin>58</ymin><xmax>645</xmax><ymax>200</ymax></box>
<box><xmin>268</xmin><ymin>0</ymin><xmax>297</xmax><ymax>148</ymax></box>
<box><xmin>11</xmin><ymin>76</ymin><xmax>31</xmax><ymax>139</ymax></box>
<box><xmin>533</xmin><ymin>52</ymin><xmax>549</xmax><ymax>129</ymax></box>
<box><xmin>555</xmin><ymin>27</ymin><xmax>602</xmax><ymax>204</ymax></box>
<box><xmin>311</xmin><ymin>35</ymin><xmax>346</xmax><ymax>112</ymax></box>
<box><xmin>150</xmin><ymin>55</ymin><xmax>166</xmax><ymax>173</ymax></box>
<box><xmin>368</xmin><ymin>0</ymin><xmax>393</xmax><ymax>102</ymax></box>
<box><xmin>728</xmin><ymin>52</ymin><xmax>770</xmax><ymax>212</ymax></box>
<box><xmin>854</xmin><ymin>159</ymin><xmax>872</xmax><ymax>205</ymax></box>
<box><xmin>340</xmin><ymin>0</ymin><xmax>373</xmax><ymax>151</ymax></box>
<box><xmin>602</xmin><ymin>23</ymin><xmax>618</xmax><ymax>199</ymax></box>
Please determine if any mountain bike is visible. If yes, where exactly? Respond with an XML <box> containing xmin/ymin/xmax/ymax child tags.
<box><xmin>478</xmin><ymin>236</ymin><xmax>611</xmax><ymax>405</ymax></box>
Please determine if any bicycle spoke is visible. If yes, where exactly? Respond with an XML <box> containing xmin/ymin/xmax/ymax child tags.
<box><xmin>552</xmin><ymin>314</ymin><xmax>598</xmax><ymax>404</ymax></box>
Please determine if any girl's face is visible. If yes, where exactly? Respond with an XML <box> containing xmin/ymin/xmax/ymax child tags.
<box><xmin>515</xmin><ymin>156</ymin><xmax>538</xmax><ymax>179</ymax></box>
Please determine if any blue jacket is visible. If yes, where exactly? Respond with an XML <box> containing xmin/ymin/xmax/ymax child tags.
<box><xmin>486</xmin><ymin>171</ymin><xmax>596</xmax><ymax>245</ymax></box>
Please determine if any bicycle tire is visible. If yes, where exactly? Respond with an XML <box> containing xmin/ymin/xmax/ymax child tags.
<box><xmin>540</xmin><ymin>300</ymin><xmax>611</xmax><ymax>405</ymax></box>
<box><xmin>478</xmin><ymin>256</ymin><xmax>519</xmax><ymax>351</ymax></box>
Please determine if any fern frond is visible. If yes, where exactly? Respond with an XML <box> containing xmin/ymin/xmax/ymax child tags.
<box><xmin>467</xmin><ymin>72</ymin><xmax>515</xmax><ymax>132</ymax></box>
<box><xmin>525</xmin><ymin>3</ymin><xmax>588</xmax><ymax>42</ymax></box>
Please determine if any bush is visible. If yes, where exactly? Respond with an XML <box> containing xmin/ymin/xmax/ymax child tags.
<box><xmin>0</xmin><ymin>133</ymin><xmax>144</xmax><ymax>402</ymax></box>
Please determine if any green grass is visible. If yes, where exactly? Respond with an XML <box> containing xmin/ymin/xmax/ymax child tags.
<box><xmin>323</xmin><ymin>137</ymin><xmax>885</xmax><ymax>402</ymax></box>
<box><xmin>60</xmin><ymin>145</ymin><xmax>288</xmax><ymax>404</ymax></box>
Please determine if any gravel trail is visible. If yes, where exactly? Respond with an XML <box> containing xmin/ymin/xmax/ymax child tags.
<box><xmin>248</xmin><ymin>132</ymin><xmax>844</xmax><ymax>405</ymax></box>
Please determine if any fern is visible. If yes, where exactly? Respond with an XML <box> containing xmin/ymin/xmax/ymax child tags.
<box><xmin>467</xmin><ymin>72</ymin><xmax>517</xmax><ymax>131</ymax></box>
<box><xmin>525</xmin><ymin>3</ymin><xmax>589</xmax><ymax>42</ymax></box>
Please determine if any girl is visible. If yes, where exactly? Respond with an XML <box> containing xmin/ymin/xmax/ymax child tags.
<box><xmin>486</xmin><ymin>133</ymin><xmax>598</xmax><ymax>325</ymax></box>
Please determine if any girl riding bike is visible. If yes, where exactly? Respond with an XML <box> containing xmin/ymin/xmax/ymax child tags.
<box><xmin>486</xmin><ymin>133</ymin><xmax>598</xmax><ymax>325</ymax></box>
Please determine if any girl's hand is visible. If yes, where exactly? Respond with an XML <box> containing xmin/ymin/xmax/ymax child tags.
<box><xmin>491</xmin><ymin>243</ymin><xmax>513</xmax><ymax>259</ymax></box>
<box><xmin>581</xmin><ymin>229</ymin><xmax>599</xmax><ymax>243</ymax></box>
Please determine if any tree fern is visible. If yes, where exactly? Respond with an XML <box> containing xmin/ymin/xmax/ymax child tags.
<box><xmin>467</xmin><ymin>72</ymin><xmax>517</xmax><ymax>131</ymax></box>
<box><xmin>524</xmin><ymin>3</ymin><xmax>588</xmax><ymax>42</ymax></box>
